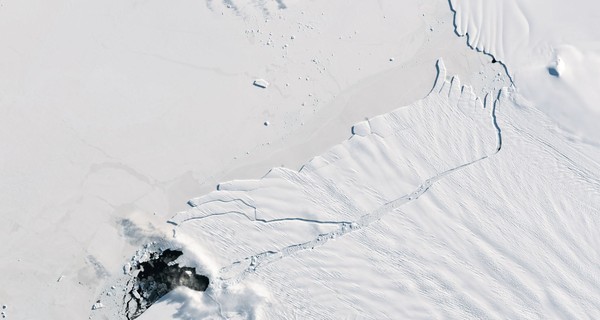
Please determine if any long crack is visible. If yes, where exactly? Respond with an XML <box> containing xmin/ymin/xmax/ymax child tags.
<box><xmin>216</xmin><ymin>89</ymin><xmax>505</xmax><ymax>286</ymax></box>
<box><xmin>217</xmin><ymin>154</ymin><xmax>494</xmax><ymax>286</ymax></box>
<box><xmin>170</xmin><ymin>199</ymin><xmax>351</xmax><ymax>227</ymax></box>
<box><xmin>174</xmin><ymin>85</ymin><xmax>505</xmax><ymax>287</ymax></box>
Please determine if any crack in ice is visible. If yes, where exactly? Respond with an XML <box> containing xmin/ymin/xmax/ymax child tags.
<box><xmin>213</xmin><ymin>88</ymin><xmax>506</xmax><ymax>286</ymax></box>
<box><xmin>217</xmin><ymin>153</ymin><xmax>495</xmax><ymax>286</ymax></box>
<box><xmin>170</xmin><ymin>59</ymin><xmax>506</xmax><ymax>288</ymax></box>
<box><xmin>169</xmin><ymin>198</ymin><xmax>352</xmax><ymax>228</ymax></box>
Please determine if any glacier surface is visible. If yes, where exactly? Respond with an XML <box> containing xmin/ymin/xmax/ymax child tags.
<box><xmin>102</xmin><ymin>60</ymin><xmax>600</xmax><ymax>319</ymax></box>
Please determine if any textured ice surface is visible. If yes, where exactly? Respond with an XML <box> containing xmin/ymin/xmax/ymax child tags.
<box><xmin>2</xmin><ymin>0</ymin><xmax>598</xmax><ymax>318</ymax></box>
<box><xmin>3</xmin><ymin>1</ymin><xmax>492</xmax><ymax>317</ymax></box>
<box><xmin>170</xmin><ymin>60</ymin><xmax>499</xmax><ymax>281</ymax></box>
<box><xmin>449</xmin><ymin>0</ymin><xmax>600</xmax><ymax>142</ymax></box>
<box><xmin>141</xmin><ymin>60</ymin><xmax>600</xmax><ymax>318</ymax></box>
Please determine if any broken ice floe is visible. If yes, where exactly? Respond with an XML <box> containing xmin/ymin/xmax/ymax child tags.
<box><xmin>253</xmin><ymin>79</ymin><xmax>269</xmax><ymax>88</ymax></box>
<box><xmin>91</xmin><ymin>302</ymin><xmax>104</xmax><ymax>310</ymax></box>
<box><xmin>91</xmin><ymin>243</ymin><xmax>209</xmax><ymax>320</ymax></box>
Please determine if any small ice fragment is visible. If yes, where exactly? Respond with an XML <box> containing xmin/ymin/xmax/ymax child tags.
<box><xmin>352</xmin><ymin>121</ymin><xmax>371</xmax><ymax>136</ymax></box>
<box><xmin>91</xmin><ymin>301</ymin><xmax>104</xmax><ymax>310</ymax></box>
<box><xmin>253</xmin><ymin>79</ymin><xmax>269</xmax><ymax>88</ymax></box>
<box><xmin>132</xmin><ymin>290</ymin><xmax>141</xmax><ymax>300</ymax></box>
<box><xmin>123</xmin><ymin>263</ymin><xmax>131</xmax><ymax>274</ymax></box>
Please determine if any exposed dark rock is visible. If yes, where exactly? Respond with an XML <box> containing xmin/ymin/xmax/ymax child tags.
<box><xmin>124</xmin><ymin>249</ymin><xmax>209</xmax><ymax>320</ymax></box>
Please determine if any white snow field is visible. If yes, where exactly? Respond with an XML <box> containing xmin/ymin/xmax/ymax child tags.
<box><xmin>114</xmin><ymin>60</ymin><xmax>599</xmax><ymax>319</ymax></box>
<box><xmin>1</xmin><ymin>0</ymin><xmax>599</xmax><ymax>319</ymax></box>
<box><xmin>0</xmin><ymin>1</ymin><xmax>510</xmax><ymax>318</ymax></box>
<box><xmin>449</xmin><ymin>0</ymin><xmax>600</xmax><ymax>143</ymax></box>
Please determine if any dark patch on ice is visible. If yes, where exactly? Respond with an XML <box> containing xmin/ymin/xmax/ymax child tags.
<box><xmin>275</xmin><ymin>0</ymin><xmax>287</xmax><ymax>9</ymax></box>
<box><xmin>548</xmin><ymin>66</ymin><xmax>560</xmax><ymax>77</ymax></box>
<box><xmin>223</xmin><ymin>0</ymin><xmax>238</xmax><ymax>12</ymax></box>
<box><xmin>87</xmin><ymin>255</ymin><xmax>110</xmax><ymax>279</ymax></box>
<box><xmin>124</xmin><ymin>249</ymin><xmax>209</xmax><ymax>320</ymax></box>
<box><xmin>119</xmin><ymin>219</ymin><xmax>146</xmax><ymax>243</ymax></box>
<box><xmin>119</xmin><ymin>218</ymin><xmax>163</xmax><ymax>245</ymax></box>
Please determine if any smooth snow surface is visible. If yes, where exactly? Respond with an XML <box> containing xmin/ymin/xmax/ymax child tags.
<box><xmin>449</xmin><ymin>0</ymin><xmax>600</xmax><ymax>143</ymax></box>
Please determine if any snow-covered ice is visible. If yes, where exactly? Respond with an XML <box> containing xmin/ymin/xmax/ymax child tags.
<box><xmin>126</xmin><ymin>60</ymin><xmax>599</xmax><ymax>319</ymax></box>
<box><xmin>449</xmin><ymin>0</ymin><xmax>600</xmax><ymax>142</ymax></box>
<box><xmin>0</xmin><ymin>0</ymin><xmax>599</xmax><ymax>319</ymax></box>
